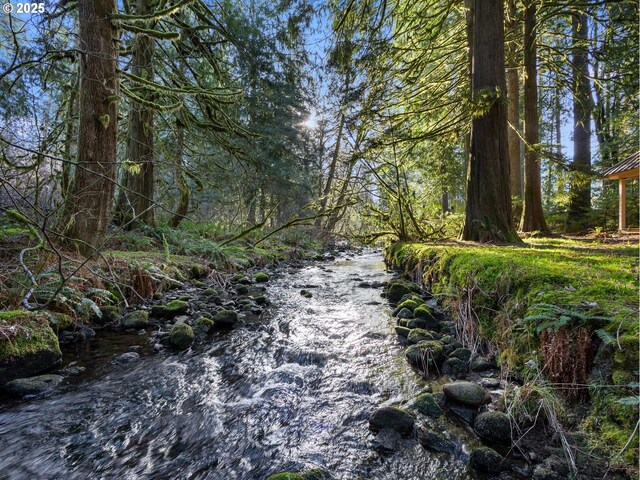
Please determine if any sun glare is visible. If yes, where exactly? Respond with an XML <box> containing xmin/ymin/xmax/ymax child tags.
<box><xmin>302</xmin><ymin>112</ymin><xmax>318</xmax><ymax>130</ymax></box>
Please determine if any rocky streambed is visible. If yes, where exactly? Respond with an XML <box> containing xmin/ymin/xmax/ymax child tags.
<box><xmin>0</xmin><ymin>251</ymin><xmax>618</xmax><ymax>479</ymax></box>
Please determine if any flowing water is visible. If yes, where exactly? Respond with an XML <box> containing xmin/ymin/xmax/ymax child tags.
<box><xmin>0</xmin><ymin>251</ymin><xmax>472</xmax><ymax>480</ymax></box>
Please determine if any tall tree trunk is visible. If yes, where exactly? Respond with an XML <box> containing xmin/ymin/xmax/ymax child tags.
<box><xmin>461</xmin><ymin>0</ymin><xmax>519</xmax><ymax>243</ymax></box>
<box><xmin>116</xmin><ymin>0</ymin><xmax>156</xmax><ymax>228</ymax></box>
<box><xmin>169</xmin><ymin>118</ymin><xmax>189</xmax><ymax>228</ymax></box>
<box><xmin>520</xmin><ymin>0</ymin><xmax>549</xmax><ymax>233</ymax></box>
<box><xmin>506</xmin><ymin>0</ymin><xmax>522</xmax><ymax>199</ymax></box>
<box><xmin>567</xmin><ymin>12</ymin><xmax>592</xmax><ymax>230</ymax></box>
<box><xmin>65</xmin><ymin>0</ymin><xmax>119</xmax><ymax>255</ymax></box>
<box><xmin>61</xmin><ymin>78</ymin><xmax>78</xmax><ymax>200</ymax></box>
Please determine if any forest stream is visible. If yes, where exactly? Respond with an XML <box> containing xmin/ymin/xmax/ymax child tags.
<box><xmin>0</xmin><ymin>251</ymin><xmax>474</xmax><ymax>480</ymax></box>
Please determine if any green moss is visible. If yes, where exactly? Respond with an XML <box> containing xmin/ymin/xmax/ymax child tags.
<box><xmin>151</xmin><ymin>299</ymin><xmax>189</xmax><ymax>318</ymax></box>
<box><xmin>168</xmin><ymin>323</ymin><xmax>195</xmax><ymax>350</ymax></box>
<box><xmin>397</xmin><ymin>299</ymin><xmax>419</xmax><ymax>312</ymax></box>
<box><xmin>414</xmin><ymin>392</ymin><xmax>442</xmax><ymax>418</ymax></box>
<box><xmin>46</xmin><ymin>312</ymin><xmax>75</xmax><ymax>331</ymax></box>
<box><xmin>255</xmin><ymin>272</ymin><xmax>270</xmax><ymax>283</ymax></box>
<box><xmin>194</xmin><ymin>316</ymin><xmax>214</xmax><ymax>334</ymax></box>
<box><xmin>268</xmin><ymin>470</ymin><xmax>330</xmax><ymax>480</ymax></box>
<box><xmin>0</xmin><ymin>311</ymin><xmax>61</xmax><ymax>359</ymax></box>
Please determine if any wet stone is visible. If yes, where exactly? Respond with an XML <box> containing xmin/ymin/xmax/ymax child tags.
<box><xmin>474</xmin><ymin>411</ymin><xmax>512</xmax><ymax>444</ymax></box>
<box><xmin>369</xmin><ymin>406</ymin><xmax>415</xmax><ymax>436</ymax></box>
<box><xmin>470</xmin><ymin>446</ymin><xmax>505</xmax><ymax>473</ymax></box>
<box><xmin>442</xmin><ymin>381</ymin><xmax>490</xmax><ymax>407</ymax></box>
<box><xmin>4</xmin><ymin>374</ymin><xmax>64</xmax><ymax>397</ymax></box>
<box><xmin>417</xmin><ymin>426</ymin><xmax>458</xmax><ymax>454</ymax></box>
<box><xmin>373</xmin><ymin>428</ymin><xmax>403</xmax><ymax>453</ymax></box>
<box><xmin>413</xmin><ymin>392</ymin><xmax>442</xmax><ymax>418</ymax></box>
<box><xmin>449</xmin><ymin>347</ymin><xmax>471</xmax><ymax>363</ymax></box>
<box><xmin>441</xmin><ymin>357</ymin><xmax>468</xmax><ymax>377</ymax></box>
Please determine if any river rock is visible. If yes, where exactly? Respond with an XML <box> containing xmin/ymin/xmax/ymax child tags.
<box><xmin>300</xmin><ymin>290</ymin><xmax>313</xmax><ymax>298</ymax></box>
<box><xmin>268</xmin><ymin>469</ymin><xmax>331</xmax><ymax>480</ymax></box>
<box><xmin>448</xmin><ymin>403</ymin><xmax>477</xmax><ymax>424</ymax></box>
<box><xmin>113</xmin><ymin>352</ymin><xmax>140</xmax><ymax>365</ymax></box>
<box><xmin>413</xmin><ymin>392</ymin><xmax>442</xmax><ymax>418</ymax></box>
<box><xmin>417</xmin><ymin>426</ymin><xmax>458</xmax><ymax>454</ymax></box>
<box><xmin>474</xmin><ymin>411</ymin><xmax>512</xmax><ymax>443</ymax></box>
<box><xmin>441</xmin><ymin>357</ymin><xmax>468</xmax><ymax>377</ymax></box>
<box><xmin>121</xmin><ymin>310</ymin><xmax>149</xmax><ymax>329</ymax></box>
<box><xmin>532</xmin><ymin>455</ymin><xmax>571</xmax><ymax>480</ymax></box>
<box><xmin>369</xmin><ymin>406</ymin><xmax>415</xmax><ymax>436</ymax></box>
<box><xmin>395</xmin><ymin>326</ymin><xmax>411</xmax><ymax>337</ymax></box>
<box><xmin>449</xmin><ymin>347</ymin><xmax>471</xmax><ymax>363</ymax></box>
<box><xmin>213</xmin><ymin>309</ymin><xmax>239</xmax><ymax>327</ymax></box>
<box><xmin>4</xmin><ymin>374</ymin><xmax>63</xmax><ymax>397</ymax></box>
<box><xmin>385</xmin><ymin>282</ymin><xmax>418</xmax><ymax>303</ymax></box>
<box><xmin>0</xmin><ymin>312</ymin><xmax>62</xmax><ymax>385</ymax></box>
<box><xmin>254</xmin><ymin>295</ymin><xmax>268</xmax><ymax>305</ymax></box>
<box><xmin>442</xmin><ymin>381</ymin><xmax>490</xmax><ymax>407</ymax></box>
<box><xmin>394</xmin><ymin>299</ymin><xmax>419</xmax><ymax>314</ymax></box>
<box><xmin>151</xmin><ymin>300</ymin><xmax>189</xmax><ymax>318</ymax></box>
<box><xmin>194</xmin><ymin>316</ymin><xmax>215</xmax><ymax>335</ymax></box>
<box><xmin>254</xmin><ymin>272</ymin><xmax>270</xmax><ymax>283</ymax></box>
<box><xmin>396</xmin><ymin>308</ymin><xmax>414</xmax><ymax>319</ymax></box>
<box><xmin>373</xmin><ymin>428</ymin><xmax>403</xmax><ymax>453</ymax></box>
<box><xmin>168</xmin><ymin>323</ymin><xmax>195</xmax><ymax>350</ymax></box>
<box><xmin>470</xmin><ymin>356</ymin><xmax>495</xmax><ymax>372</ymax></box>
<box><xmin>470</xmin><ymin>446</ymin><xmax>505</xmax><ymax>473</ymax></box>
<box><xmin>480</xmin><ymin>377</ymin><xmax>501</xmax><ymax>389</ymax></box>
<box><xmin>98</xmin><ymin>306</ymin><xmax>121</xmax><ymax>324</ymax></box>
<box><xmin>236</xmin><ymin>285</ymin><xmax>249</xmax><ymax>295</ymax></box>
<box><xmin>413</xmin><ymin>305</ymin><xmax>439</xmax><ymax>329</ymax></box>
<box><xmin>405</xmin><ymin>341</ymin><xmax>444</xmax><ymax>369</ymax></box>
<box><xmin>407</xmin><ymin>328</ymin><xmax>434</xmax><ymax>344</ymax></box>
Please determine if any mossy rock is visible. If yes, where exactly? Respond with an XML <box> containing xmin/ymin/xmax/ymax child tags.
<box><xmin>47</xmin><ymin>312</ymin><xmax>74</xmax><ymax>331</ymax></box>
<box><xmin>407</xmin><ymin>328</ymin><xmax>434</xmax><ymax>344</ymax></box>
<box><xmin>395</xmin><ymin>326</ymin><xmax>411</xmax><ymax>337</ymax></box>
<box><xmin>168</xmin><ymin>323</ymin><xmax>195</xmax><ymax>350</ymax></box>
<box><xmin>386</xmin><ymin>282</ymin><xmax>419</xmax><ymax>303</ymax></box>
<box><xmin>254</xmin><ymin>272</ymin><xmax>270</xmax><ymax>283</ymax></box>
<box><xmin>151</xmin><ymin>300</ymin><xmax>189</xmax><ymax>318</ymax></box>
<box><xmin>369</xmin><ymin>406</ymin><xmax>415</xmax><ymax>436</ymax></box>
<box><xmin>474</xmin><ymin>411</ymin><xmax>511</xmax><ymax>443</ymax></box>
<box><xmin>203</xmin><ymin>288</ymin><xmax>219</xmax><ymax>298</ymax></box>
<box><xmin>268</xmin><ymin>469</ymin><xmax>331</xmax><ymax>480</ymax></box>
<box><xmin>414</xmin><ymin>392</ymin><xmax>442</xmax><ymax>418</ymax></box>
<box><xmin>194</xmin><ymin>317</ymin><xmax>214</xmax><ymax>335</ymax></box>
<box><xmin>190</xmin><ymin>263</ymin><xmax>208</xmax><ymax>279</ymax></box>
<box><xmin>236</xmin><ymin>285</ymin><xmax>250</xmax><ymax>295</ymax></box>
<box><xmin>442</xmin><ymin>381</ymin><xmax>490</xmax><ymax>407</ymax></box>
<box><xmin>413</xmin><ymin>305</ymin><xmax>439</xmax><ymax>328</ymax></box>
<box><xmin>393</xmin><ymin>299</ymin><xmax>420</xmax><ymax>315</ymax></box>
<box><xmin>470</xmin><ymin>446</ymin><xmax>504</xmax><ymax>473</ymax></box>
<box><xmin>405</xmin><ymin>340</ymin><xmax>444</xmax><ymax>368</ymax></box>
<box><xmin>213</xmin><ymin>310</ymin><xmax>239</xmax><ymax>327</ymax></box>
<box><xmin>441</xmin><ymin>357</ymin><xmax>468</xmax><ymax>376</ymax></box>
<box><xmin>449</xmin><ymin>347</ymin><xmax>472</xmax><ymax>363</ymax></box>
<box><xmin>396</xmin><ymin>308</ymin><xmax>414</xmax><ymax>319</ymax></box>
<box><xmin>121</xmin><ymin>310</ymin><xmax>149</xmax><ymax>329</ymax></box>
<box><xmin>99</xmin><ymin>305</ymin><xmax>121</xmax><ymax>324</ymax></box>
<box><xmin>0</xmin><ymin>311</ymin><xmax>62</xmax><ymax>385</ymax></box>
<box><xmin>3</xmin><ymin>374</ymin><xmax>64</xmax><ymax>397</ymax></box>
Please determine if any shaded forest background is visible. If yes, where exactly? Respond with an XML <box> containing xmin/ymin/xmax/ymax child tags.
<box><xmin>0</xmin><ymin>0</ymin><xmax>638</xmax><ymax>252</ymax></box>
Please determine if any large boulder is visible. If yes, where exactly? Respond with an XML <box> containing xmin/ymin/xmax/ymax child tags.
<box><xmin>470</xmin><ymin>446</ymin><xmax>505</xmax><ymax>473</ymax></box>
<box><xmin>369</xmin><ymin>406</ymin><xmax>415</xmax><ymax>436</ymax></box>
<box><xmin>474</xmin><ymin>411</ymin><xmax>512</xmax><ymax>443</ymax></box>
<box><xmin>168</xmin><ymin>323</ymin><xmax>195</xmax><ymax>350</ymax></box>
<box><xmin>442</xmin><ymin>381</ymin><xmax>490</xmax><ymax>407</ymax></box>
<box><xmin>151</xmin><ymin>300</ymin><xmax>189</xmax><ymax>318</ymax></box>
<box><xmin>121</xmin><ymin>310</ymin><xmax>149</xmax><ymax>329</ymax></box>
<box><xmin>3</xmin><ymin>374</ymin><xmax>63</xmax><ymax>397</ymax></box>
<box><xmin>0</xmin><ymin>311</ymin><xmax>62</xmax><ymax>385</ymax></box>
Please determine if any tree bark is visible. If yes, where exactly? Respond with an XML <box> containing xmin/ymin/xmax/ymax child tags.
<box><xmin>520</xmin><ymin>0</ymin><xmax>549</xmax><ymax>233</ymax></box>
<box><xmin>65</xmin><ymin>0</ymin><xmax>119</xmax><ymax>255</ymax></box>
<box><xmin>506</xmin><ymin>0</ymin><xmax>522</xmax><ymax>199</ymax></box>
<box><xmin>169</xmin><ymin>119</ymin><xmax>189</xmax><ymax>228</ymax></box>
<box><xmin>116</xmin><ymin>0</ymin><xmax>156</xmax><ymax>228</ymax></box>
<box><xmin>461</xmin><ymin>0</ymin><xmax>519</xmax><ymax>243</ymax></box>
<box><xmin>567</xmin><ymin>12</ymin><xmax>592</xmax><ymax>230</ymax></box>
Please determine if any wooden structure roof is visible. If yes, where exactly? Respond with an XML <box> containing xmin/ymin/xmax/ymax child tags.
<box><xmin>602</xmin><ymin>152</ymin><xmax>640</xmax><ymax>180</ymax></box>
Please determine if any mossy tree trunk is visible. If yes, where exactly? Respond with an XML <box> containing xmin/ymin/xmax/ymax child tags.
<box><xmin>520</xmin><ymin>0</ymin><xmax>549</xmax><ymax>233</ymax></box>
<box><xmin>461</xmin><ymin>0</ymin><xmax>520</xmax><ymax>243</ymax></box>
<box><xmin>169</xmin><ymin>118</ymin><xmax>189</xmax><ymax>228</ymax></box>
<box><xmin>65</xmin><ymin>0</ymin><xmax>119</xmax><ymax>256</ymax></box>
<box><xmin>567</xmin><ymin>12</ymin><xmax>592</xmax><ymax>230</ymax></box>
<box><xmin>115</xmin><ymin>0</ymin><xmax>156</xmax><ymax>229</ymax></box>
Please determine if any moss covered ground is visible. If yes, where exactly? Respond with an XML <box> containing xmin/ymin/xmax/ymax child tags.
<box><xmin>385</xmin><ymin>236</ymin><xmax>639</xmax><ymax>468</ymax></box>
